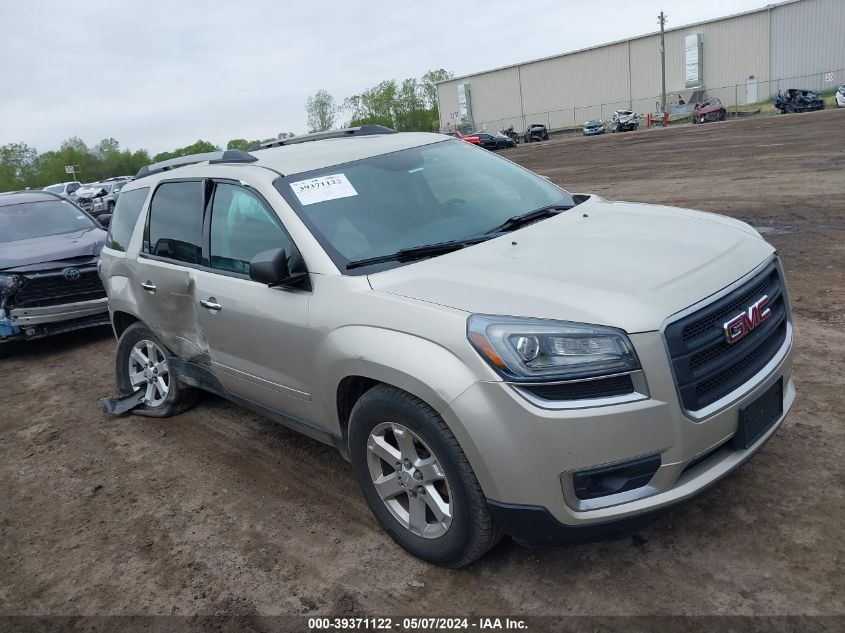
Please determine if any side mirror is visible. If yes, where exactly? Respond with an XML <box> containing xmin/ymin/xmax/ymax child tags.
<box><xmin>98</xmin><ymin>214</ymin><xmax>112</xmax><ymax>228</ymax></box>
<box><xmin>249</xmin><ymin>248</ymin><xmax>290</xmax><ymax>286</ymax></box>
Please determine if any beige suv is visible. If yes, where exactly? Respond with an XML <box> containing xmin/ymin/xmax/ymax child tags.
<box><xmin>99</xmin><ymin>126</ymin><xmax>794</xmax><ymax>566</ymax></box>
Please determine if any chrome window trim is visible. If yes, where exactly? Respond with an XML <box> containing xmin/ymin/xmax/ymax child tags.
<box><xmin>660</xmin><ymin>254</ymin><xmax>793</xmax><ymax>421</ymax></box>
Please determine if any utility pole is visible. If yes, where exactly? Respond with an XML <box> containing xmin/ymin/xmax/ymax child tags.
<box><xmin>658</xmin><ymin>11</ymin><xmax>667</xmax><ymax>114</ymax></box>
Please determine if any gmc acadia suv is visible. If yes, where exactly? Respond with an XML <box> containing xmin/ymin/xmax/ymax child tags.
<box><xmin>98</xmin><ymin>126</ymin><xmax>794</xmax><ymax>566</ymax></box>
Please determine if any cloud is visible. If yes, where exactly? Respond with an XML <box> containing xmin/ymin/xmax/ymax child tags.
<box><xmin>0</xmin><ymin>0</ymin><xmax>771</xmax><ymax>154</ymax></box>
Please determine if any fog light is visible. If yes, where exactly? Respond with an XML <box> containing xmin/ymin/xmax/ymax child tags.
<box><xmin>572</xmin><ymin>454</ymin><xmax>661</xmax><ymax>500</ymax></box>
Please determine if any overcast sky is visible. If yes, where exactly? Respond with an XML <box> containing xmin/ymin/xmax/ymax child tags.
<box><xmin>1</xmin><ymin>0</ymin><xmax>773</xmax><ymax>155</ymax></box>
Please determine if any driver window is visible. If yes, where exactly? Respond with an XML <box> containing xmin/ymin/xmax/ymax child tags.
<box><xmin>209</xmin><ymin>183</ymin><xmax>293</xmax><ymax>275</ymax></box>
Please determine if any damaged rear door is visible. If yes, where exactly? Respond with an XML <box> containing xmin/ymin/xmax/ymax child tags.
<box><xmin>136</xmin><ymin>179</ymin><xmax>207</xmax><ymax>360</ymax></box>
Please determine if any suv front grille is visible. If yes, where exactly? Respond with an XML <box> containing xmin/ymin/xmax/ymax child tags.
<box><xmin>664</xmin><ymin>262</ymin><xmax>788</xmax><ymax>411</ymax></box>
<box><xmin>14</xmin><ymin>269</ymin><xmax>106</xmax><ymax>308</ymax></box>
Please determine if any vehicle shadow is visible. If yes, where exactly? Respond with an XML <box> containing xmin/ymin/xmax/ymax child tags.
<box><xmin>1</xmin><ymin>325</ymin><xmax>114</xmax><ymax>362</ymax></box>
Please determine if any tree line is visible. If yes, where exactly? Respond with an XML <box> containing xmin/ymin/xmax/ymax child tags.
<box><xmin>0</xmin><ymin>132</ymin><xmax>295</xmax><ymax>193</ymax></box>
<box><xmin>305</xmin><ymin>68</ymin><xmax>452</xmax><ymax>133</ymax></box>
<box><xmin>0</xmin><ymin>68</ymin><xmax>452</xmax><ymax>192</ymax></box>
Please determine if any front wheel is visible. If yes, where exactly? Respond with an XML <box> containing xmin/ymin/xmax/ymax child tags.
<box><xmin>348</xmin><ymin>385</ymin><xmax>501</xmax><ymax>567</ymax></box>
<box><xmin>115</xmin><ymin>322</ymin><xmax>197</xmax><ymax>417</ymax></box>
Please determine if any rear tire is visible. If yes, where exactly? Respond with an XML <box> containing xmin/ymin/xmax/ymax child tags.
<box><xmin>115</xmin><ymin>322</ymin><xmax>197</xmax><ymax>418</ymax></box>
<box><xmin>348</xmin><ymin>384</ymin><xmax>501</xmax><ymax>567</ymax></box>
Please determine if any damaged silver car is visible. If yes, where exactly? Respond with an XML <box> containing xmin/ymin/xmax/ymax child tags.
<box><xmin>0</xmin><ymin>190</ymin><xmax>111</xmax><ymax>356</ymax></box>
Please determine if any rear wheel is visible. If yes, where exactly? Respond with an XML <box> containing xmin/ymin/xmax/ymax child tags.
<box><xmin>348</xmin><ymin>384</ymin><xmax>501</xmax><ymax>567</ymax></box>
<box><xmin>115</xmin><ymin>322</ymin><xmax>197</xmax><ymax>417</ymax></box>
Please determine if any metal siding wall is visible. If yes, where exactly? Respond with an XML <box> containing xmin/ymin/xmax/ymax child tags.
<box><xmin>436</xmin><ymin>0</ymin><xmax>840</xmax><ymax>131</ymax></box>
<box><xmin>771</xmin><ymin>0</ymin><xmax>845</xmax><ymax>79</ymax></box>
<box><xmin>436</xmin><ymin>69</ymin><xmax>521</xmax><ymax>131</ymax></box>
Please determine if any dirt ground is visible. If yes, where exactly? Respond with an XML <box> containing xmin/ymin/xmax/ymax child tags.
<box><xmin>2</xmin><ymin>110</ymin><xmax>844</xmax><ymax>619</ymax></box>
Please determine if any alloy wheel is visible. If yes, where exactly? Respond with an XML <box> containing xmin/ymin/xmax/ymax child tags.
<box><xmin>128</xmin><ymin>339</ymin><xmax>170</xmax><ymax>407</ymax></box>
<box><xmin>366</xmin><ymin>422</ymin><xmax>453</xmax><ymax>539</ymax></box>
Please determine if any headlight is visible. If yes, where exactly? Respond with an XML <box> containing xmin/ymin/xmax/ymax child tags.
<box><xmin>467</xmin><ymin>315</ymin><xmax>640</xmax><ymax>381</ymax></box>
<box><xmin>0</xmin><ymin>274</ymin><xmax>24</xmax><ymax>297</ymax></box>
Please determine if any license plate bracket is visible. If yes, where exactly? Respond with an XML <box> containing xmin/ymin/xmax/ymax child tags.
<box><xmin>733</xmin><ymin>377</ymin><xmax>783</xmax><ymax>450</ymax></box>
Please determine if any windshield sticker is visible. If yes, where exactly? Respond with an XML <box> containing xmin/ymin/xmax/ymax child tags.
<box><xmin>290</xmin><ymin>174</ymin><xmax>358</xmax><ymax>206</ymax></box>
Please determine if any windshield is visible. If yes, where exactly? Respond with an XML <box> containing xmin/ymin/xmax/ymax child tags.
<box><xmin>274</xmin><ymin>138</ymin><xmax>574</xmax><ymax>273</ymax></box>
<box><xmin>0</xmin><ymin>199</ymin><xmax>97</xmax><ymax>243</ymax></box>
<box><xmin>44</xmin><ymin>185</ymin><xmax>64</xmax><ymax>194</ymax></box>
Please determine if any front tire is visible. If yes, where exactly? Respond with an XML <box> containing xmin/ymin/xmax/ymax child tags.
<box><xmin>348</xmin><ymin>384</ymin><xmax>501</xmax><ymax>567</ymax></box>
<box><xmin>115</xmin><ymin>322</ymin><xmax>197</xmax><ymax>417</ymax></box>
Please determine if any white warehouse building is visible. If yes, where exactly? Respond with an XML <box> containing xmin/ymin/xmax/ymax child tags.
<box><xmin>436</xmin><ymin>0</ymin><xmax>845</xmax><ymax>134</ymax></box>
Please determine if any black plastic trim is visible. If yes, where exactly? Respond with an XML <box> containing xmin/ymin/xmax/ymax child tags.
<box><xmin>487</xmin><ymin>500</ymin><xmax>667</xmax><ymax>546</ymax></box>
<box><xmin>524</xmin><ymin>374</ymin><xmax>635</xmax><ymax>401</ymax></box>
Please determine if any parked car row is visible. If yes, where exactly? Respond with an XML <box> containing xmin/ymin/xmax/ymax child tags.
<box><xmin>41</xmin><ymin>176</ymin><xmax>133</xmax><ymax>219</ymax></box>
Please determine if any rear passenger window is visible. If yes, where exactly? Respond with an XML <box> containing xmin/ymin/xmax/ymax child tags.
<box><xmin>145</xmin><ymin>181</ymin><xmax>204</xmax><ymax>264</ymax></box>
<box><xmin>209</xmin><ymin>183</ymin><xmax>292</xmax><ymax>275</ymax></box>
<box><xmin>107</xmin><ymin>187</ymin><xmax>149</xmax><ymax>252</ymax></box>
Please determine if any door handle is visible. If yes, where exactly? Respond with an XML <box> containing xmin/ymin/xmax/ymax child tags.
<box><xmin>140</xmin><ymin>281</ymin><xmax>156</xmax><ymax>293</ymax></box>
<box><xmin>200</xmin><ymin>298</ymin><xmax>222</xmax><ymax>313</ymax></box>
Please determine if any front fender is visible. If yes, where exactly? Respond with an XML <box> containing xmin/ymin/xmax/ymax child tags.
<box><xmin>317</xmin><ymin>325</ymin><xmax>483</xmax><ymax>436</ymax></box>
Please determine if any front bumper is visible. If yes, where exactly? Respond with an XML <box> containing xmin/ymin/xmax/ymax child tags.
<box><xmin>9</xmin><ymin>297</ymin><xmax>109</xmax><ymax>326</ymax></box>
<box><xmin>442</xmin><ymin>326</ymin><xmax>795</xmax><ymax>540</ymax></box>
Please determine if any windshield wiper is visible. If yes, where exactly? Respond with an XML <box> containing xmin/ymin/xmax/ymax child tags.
<box><xmin>346</xmin><ymin>236</ymin><xmax>492</xmax><ymax>270</ymax></box>
<box><xmin>486</xmin><ymin>204</ymin><xmax>572</xmax><ymax>234</ymax></box>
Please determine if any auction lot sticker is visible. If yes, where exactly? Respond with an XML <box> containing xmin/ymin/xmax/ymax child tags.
<box><xmin>291</xmin><ymin>174</ymin><xmax>358</xmax><ymax>205</ymax></box>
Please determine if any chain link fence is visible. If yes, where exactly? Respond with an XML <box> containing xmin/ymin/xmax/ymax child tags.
<box><xmin>444</xmin><ymin>69</ymin><xmax>844</xmax><ymax>137</ymax></box>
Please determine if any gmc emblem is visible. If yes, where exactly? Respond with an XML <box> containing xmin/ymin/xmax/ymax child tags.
<box><xmin>723</xmin><ymin>296</ymin><xmax>771</xmax><ymax>344</ymax></box>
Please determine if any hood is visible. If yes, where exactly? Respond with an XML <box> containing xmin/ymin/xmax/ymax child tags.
<box><xmin>368</xmin><ymin>196</ymin><xmax>774</xmax><ymax>333</ymax></box>
<box><xmin>0</xmin><ymin>228</ymin><xmax>107</xmax><ymax>271</ymax></box>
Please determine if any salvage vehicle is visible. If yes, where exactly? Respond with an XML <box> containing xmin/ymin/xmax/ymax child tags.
<box><xmin>43</xmin><ymin>181</ymin><xmax>82</xmax><ymax>198</ymax></box>
<box><xmin>523</xmin><ymin>123</ymin><xmax>549</xmax><ymax>143</ymax></box>
<box><xmin>99</xmin><ymin>125</ymin><xmax>795</xmax><ymax>566</ymax></box>
<box><xmin>774</xmin><ymin>89</ymin><xmax>824</xmax><ymax>113</ymax></box>
<box><xmin>836</xmin><ymin>85</ymin><xmax>845</xmax><ymax>108</ymax></box>
<box><xmin>692</xmin><ymin>98</ymin><xmax>727</xmax><ymax>124</ymax></box>
<box><xmin>500</xmin><ymin>126</ymin><xmax>520</xmax><ymax>144</ymax></box>
<box><xmin>0</xmin><ymin>191</ymin><xmax>111</xmax><ymax>356</ymax></box>
<box><xmin>90</xmin><ymin>180</ymin><xmax>129</xmax><ymax>217</ymax></box>
<box><xmin>472</xmin><ymin>131</ymin><xmax>516</xmax><ymax>150</ymax></box>
<box><xmin>609</xmin><ymin>110</ymin><xmax>639</xmax><ymax>132</ymax></box>
<box><xmin>582</xmin><ymin>120</ymin><xmax>605</xmax><ymax>136</ymax></box>
<box><xmin>73</xmin><ymin>184</ymin><xmax>104</xmax><ymax>213</ymax></box>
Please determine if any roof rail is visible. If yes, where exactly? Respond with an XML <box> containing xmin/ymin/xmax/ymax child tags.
<box><xmin>134</xmin><ymin>149</ymin><xmax>258</xmax><ymax>180</ymax></box>
<box><xmin>248</xmin><ymin>125</ymin><xmax>396</xmax><ymax>151</ymax></box>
